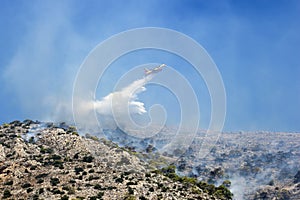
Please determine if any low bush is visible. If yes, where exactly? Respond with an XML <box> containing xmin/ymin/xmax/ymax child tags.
<box><xmin>3</xmin><ymin>190</ymin><xmax>12</xmax><ymax>198</ymax></box>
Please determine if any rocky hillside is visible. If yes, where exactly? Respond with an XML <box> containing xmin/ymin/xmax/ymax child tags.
<box><xmin>176</xmin><ymin>131</ymin><xmax>300</xmax><ymax>200</ymax></box>
<box><xmin>0</xmin><ymin>120</ymin><xmax>232</xmax><ymax>200</ymax></box>
<box><xmin>95</xmin><ymin>124</ymin><xmax>300</xmax><ymax>199</ymax></box>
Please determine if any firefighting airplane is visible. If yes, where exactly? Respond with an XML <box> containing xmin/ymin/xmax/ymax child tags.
<box><xmin>144</xmin><ymin>64</ymin><xmax>166</xmax><ymax>76</ymax></box>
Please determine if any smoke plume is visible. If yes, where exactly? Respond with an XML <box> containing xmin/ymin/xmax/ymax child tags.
<box><xmin>93</xmin><ymin>75</ymin><xmax>153</xmax><ymax>130</ymax></box>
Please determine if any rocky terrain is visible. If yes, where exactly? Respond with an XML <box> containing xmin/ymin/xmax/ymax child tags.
<box><xmin>177</xmin><ymin>131</ymin><xmax>300</xmax><ymax>200</ymax></box>
<box><xmin>0</xmin><ymin>120</ymin><xmax>232</xmax><ymax>200</ymax></box>
<box><xmin>99</xmin><ymin>126</ymin><xmax>300</xmax><ymax>199</ymax></box>
<box><xmin>1</xmin><ymin>119</ymin><xmax>299</xmax><ymax>200</ymax></box>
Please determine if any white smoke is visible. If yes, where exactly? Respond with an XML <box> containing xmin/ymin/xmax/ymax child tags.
<box><xmin>94</xmin><ymin>77</ymin><xmax>149</xmax><ymax>116</ymax></box>
<box><xmin>89</xmin><ymin>75</ymin><xmax>153</xmax><ymax>130</ymax></box>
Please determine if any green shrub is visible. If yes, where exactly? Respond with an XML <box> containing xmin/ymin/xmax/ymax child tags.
<box><xmin>62</xmin><ymin>186</ymin><xmax>71</xmax><ymax>192</ymax></box>
<box><xmin>107</xmin><ymin>186</ymin><xmax>117</xmax><ymax>190</ymax></box>
<box><xmin>3</xmin><ymin>189</ymin><xmax>12</xmax><ymax>198</ymax></box>
<box><xmin>82</xmin><ymin>155</ymin><xmax>94</xmax><ymax>163</ymax></box>
<box><xmin>26</xmin><ymin>188</ymin><xmax>33</xmax><ymax>193</ymax></box>
<box><xmin>126</xmin><ymin>181</ymin><xmax>137</xmax><ymax>186</ymax></box>
<box><xmin>37</xmin><ymin>179</ymin><xmax>44</xmax><ymax>183</ymax></box>
<box><xmin>60</xmin><ymin>195</ymin><xmax>69</xmax><ymax>200</ymax></box>
<box><xmin>50</xmin><ymin>177</ymin><xmax>60</xmax><ymax>186</ymax></box>
<box><xmin>22</xmin><ymin>183</ymin><xmax>32</xmax><ymax>188</ymax></box>
<box><xmin>29</xmin><ymin>137</ymin><xmax>35</xmax><ymax>143</ymax></box>
<box><xmin>30</xmin><ymin>165</ymin><xmax>37</xmax><ymax>170</ymax></box>
<box><xmin>85</xmin><ymin>133</ymin><xmax>99</xmax><ymax>141</ymax></box>
<box><xmin>139</xmin><ymin>196</ymin><xmax>147</xmax><ymax>200</ymax></box>
<box><xmin>192</xmin><ymin>186</ymin><xmax>202</xmax><ymax>194</ymax></box>
<box><xmin>35</xmin><ymin>173</ymin><xmax>49</xmax><ymax>179</ymax></box>
<box><xmin>68</xmin><ymin>187</ymin><xmax>75</xmax><ymax>195</ymax></box>
<box><xmin>38</xmin><ymin>188</ymin><xmax>44</xmax><ymax>194</ymax></box>
<box><xmin>94</xmin><ymin>184</ymin><xmax>102</xmax><ymax>190</ymax></box>
<box><xmin>75</xmin><ymin>167</ymin><xmax>84</xmax><ymax>175</ymax></box>
<box><xmin>69</xmin><ymin>179</ymin><xmax>76</xmax><ymax>184</ymax></box>
<box><xmin>215</xmin><ymin>185</ymin><xmax>233</xmax><ymax>199</ymax></box>
<box><xmin>73</xmin><ymin>153</ymin><xmax>79</xmax><ymax>159</ymax></box>
<box><xmin>161</xmin><ymin>186</ymin><xmax>168</xmax><ymax>192</ymax></box>
<box><xmin>4</xmin><ymin>180</ymin><xmax>13</xmax><ymax>185</ymax></box>
<box><xmin>72</xmin><ymin>132</ymin><xmax>79</xmax><ymax>136</ymax></box>
<box><xmin>68</xmin><ymin>126</ymin><xmax>77</xmax><ymax>132</ymax></box>
<box><xmin>51</xmin><ymin>154</ymin><xmax>62</xmax><ymax>160</ymax></box>
<box><xmin>180</xmin><ymin>176</ymin><xmax>197</xmax><ymax>185</ymax></box>
<box><xmin>115</xmin><ymin>177</ymin><xmax>124</xmax><ymax>183</ymax></box>
<box><xmin>157</xmin><ymin>165</ymin><xmax>233</xmax><ymax>199</ymax></box>
<box><xmin>32</xmin><ymin>194</ymin><xmax>39</xmax><ymax>200</ymax></box>
<box><xmin>40</xmin><ymin>146</ymin><xmax>53</xmax><ymax>154</ymax></box>
<box><xmin>127</xmin><ymin>187</ymin><xmax>134</xmax><ymax>194</ymax></box>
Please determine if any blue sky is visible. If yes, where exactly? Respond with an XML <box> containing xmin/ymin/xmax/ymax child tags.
<box><xmin>0</xmin><ymin>0</ymin><xmax>299</xmax><ymax>132</ymax></box>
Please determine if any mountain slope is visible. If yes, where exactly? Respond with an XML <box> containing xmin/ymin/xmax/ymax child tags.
<box><xmin>0</xmin><ymin>120</ymin><xmax>231</xmax><ymax>200</ymax></box>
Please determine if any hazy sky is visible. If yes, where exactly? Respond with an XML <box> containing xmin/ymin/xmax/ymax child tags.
<box><xmin>0</xmin><ymin>0</ymin><xmax>299</xmax><ymax>132</ymax></box>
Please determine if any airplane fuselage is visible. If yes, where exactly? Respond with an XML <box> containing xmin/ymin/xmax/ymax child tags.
<box><xmin>144</xmin><ymin>64</ymin><xmax>166</xmax><ymax>76</ymax></box>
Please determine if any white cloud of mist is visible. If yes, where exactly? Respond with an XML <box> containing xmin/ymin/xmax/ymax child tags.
<box><xmin>95</xmin><ymin>77</ymin><xmax>148</xmax><ymax>116</ymax></box>
<box><xmin>94</xmin><ymin>76</ymin><xmax>152</xmax><ymax>130</ymax></box>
